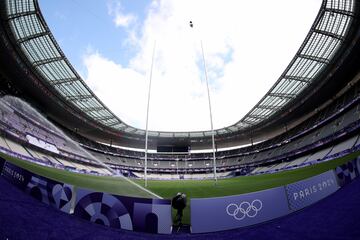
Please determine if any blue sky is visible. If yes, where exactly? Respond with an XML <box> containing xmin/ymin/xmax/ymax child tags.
<box><xmin>39</xmin><ymin>0</ymin><xmax>148</xmax><ymax>71</ymax></box>
<box><xmin>38</xmin><ymin>0</ymin><xmax>322</xmax><ymax>132</ymax></box>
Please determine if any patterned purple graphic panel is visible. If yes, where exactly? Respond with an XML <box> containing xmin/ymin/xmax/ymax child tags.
<box><xmin>1</xmin><ymin>161</ymin><xmax>74</xmax><ymax>213</ymax></box>
<box><xmin>74</xmin><ymin>188</ymin><xmax>172</xmax><ymax>234</ymax></box>
<box><xmin>335</xmin><ymin>157</ymin><xmax>360</xmax><ymax>187</ymax></box>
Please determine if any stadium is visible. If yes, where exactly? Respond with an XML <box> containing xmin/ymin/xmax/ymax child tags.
<box><xmin>0</xmin><ymin>0</ymin><xmax>360</xmax><ymax>239</ymax></box>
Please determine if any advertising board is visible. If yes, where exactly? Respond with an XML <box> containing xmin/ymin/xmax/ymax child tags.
<box><xmin>191</xmin><ymin>186</ymin><xmax>290</xmax><ymax>233</ymax></box>
<box><xmin>285</xmin><ymin>170</ymin><xmax>339</xmax><ymax>211</ymax></box>
<box><xmin>1</xmin><ymin>161</ymin><xmax>74</xmax><ymax>213</ymax></box>
<box><xmin>74</xmin><ymin>188</ymin><xmax>172</xmax><ymax>234</ymax></box>
<box><xmin>335</xmin><ymin>157</ymin><xmax>360</xmax><ymax>187</ymax></box>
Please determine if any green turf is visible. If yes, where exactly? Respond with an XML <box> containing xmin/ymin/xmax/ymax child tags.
<box><xmin>140</xmin><ymin>153</ymin><xmax>359</xmax><ymax>198</ymax></box>
<box><xmin>0</xmin><ymin>152</ymin><xmax>155</xmax><ymax>198</ymax></box>
<box><xmin>1</xmin><ymin>150</ymin><xmax>359</xmax><ymax>225</ymax></box>
<box><xmin>135</xmin><ymin>151</ymin><xmax>360</xmax><ymax>224</ymax></box>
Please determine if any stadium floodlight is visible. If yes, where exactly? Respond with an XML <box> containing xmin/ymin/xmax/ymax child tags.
<box><xmin>144</xmin><ymin>41</ymin><xmax>156</xmax><ymax>188</ymax></box>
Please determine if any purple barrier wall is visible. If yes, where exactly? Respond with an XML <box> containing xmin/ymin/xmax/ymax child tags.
<box><xmin>285</xmin><ymin>170</ymin><xmax>339</xmax><ymax>211</ymax></box>
<box><xmin>0</xmin><ymin>160</ymin><xmax>173</xmax><ymax>234</ymax></box>
<box><xmin>191</xmin><ymin>168</ymin><xmax>347</xmax><ymax>233</ymax></box>
<box><xmin>191</xmin><ymin>186</ymin><xmax>290</xmax><ymax>233</ymax></box>
<box><xmin>0</xmin><ymin>156</ymin><xmax>5</xmax><ymax>173</ymax></box>
<box><xmin>74</xmin><ymin>188</ymin><xmax>172</xmax><ymax>234</ymax></box>
<box><xmin>1</xmin><ymin>161</ymin><xmax>74</xmax><ymax>213</ymax></box>
<box><xmin>335</xmin><ymin>157</ymin><xmax>360</xmax><ymax>187</ymax></box>
<box><xmin>1</xmin><ymin>156</ymin><xmax>359</xmax><ymax>235</ymax></box>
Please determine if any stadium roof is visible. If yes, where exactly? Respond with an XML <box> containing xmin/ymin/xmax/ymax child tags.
<box><xmin>1</xmin><ymin>0</ymin><xmax>359</xmax><ymax>149</ymax></box>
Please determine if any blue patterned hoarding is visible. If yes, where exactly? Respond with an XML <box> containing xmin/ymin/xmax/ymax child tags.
<box><xmin>74</xmin><ymin>188</ymin><xmax>172</xmax><ymax>234</ymax></box>
<box><xmin>286</xmin><ymin>170</ymin><xmax>339</xmax><ymax>211</ymax></box>
<box><xmin>191</xmin><ymin>186</ymin><xmax>290</xmax><ymax>233</ymax></box>
<box><xmin>1</xmin><ymin>161</ymin><xmax>74</xmax><ymax>213</ymax></box>
<box><xmin>335</xmin><ymin>157</ymin><xmax>360</xmax><ymax>187</ymax></box>
<box><xmin>1</xmin><ymin>160</ymin><xmax>172</xmax><ymax>234</ymax></box>
<box><xmin>1</xmin><ymin>156</ymin><xmax>356</xmax><ymax>235</ymax></box>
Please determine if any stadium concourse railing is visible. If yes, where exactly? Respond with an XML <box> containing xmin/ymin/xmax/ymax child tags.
<box><xmin>1</xmin><ymin>0</ymin><xmax>356</xmax><ymax>140</ymax></box>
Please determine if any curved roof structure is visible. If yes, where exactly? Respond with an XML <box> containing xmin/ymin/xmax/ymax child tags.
<box><xmin>0</xmin><ymin>0</ymin><xmax>359</xmax><ymax>149</ymax></box>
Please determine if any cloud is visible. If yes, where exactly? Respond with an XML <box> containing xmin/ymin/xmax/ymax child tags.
<box><xmin>84</xmin><ymin>0</ymin><xmax>322</xmax><ymax>132</ymax></box>
<box><xmin>114</xmin><ymin>13</ymin><xmax>136</xmax><ymax>27</ymax></box>
<box><xmin>83</xmin><ymin>50</ymin><xmax>147</xmax><ymax>127</ymax></box>
<box><xmin>107</xmin><ymin>0</ymin><xmax>136</xmax><ymax>28</ymax></box>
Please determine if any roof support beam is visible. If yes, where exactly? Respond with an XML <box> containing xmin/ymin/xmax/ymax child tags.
<box><xmin>325</xmin><ymin>8</ymin><xmax>354</xmax><ymax>17</ymax></box>
<box><xmin>268</xmin><ymin>93</ymin><xmax>296</xmax><ymax>99</ymax></box>
<box><xmin>95</xmin><ymin>116</ymin><xmax>115</xmax><ymax>122</ymax></box>
<box><xmin>107</xmin><ymin>120</ymin><xmax>119</xmax><ymax>126</ymax></box>
<box><xmin>33</xmin><ymin>56</ymin><xmax>63</xmax><ymax>67</ymax></box>
<box><xmin>81</xmin><ymin>106</ymin><xmax>105</xmax><ymax>112</ymax></box>
<box><xmin>66</xmin><ymin>95</ymin><xmax>92</xmax><ymax>101</ymax></box>
<box><xmin>284</xmin><ymin>75</ymin><xmax>312</xmax><ymax>83</ymax></box>
<box><xmin>52</xmin><ymin>78</ymin><xmax>78</xmax><ymax>85</ymax></box>
<box><xmin>7</xmin><ymin>11</ymin><xmax>37</xmax><ymax>20</ymax></box>
<box><xmin>18</xmin><ymin>31</ymin><xmax>49</xmax><ymax>44</ymax></box>
<box><xmin>124</xmin><ymin>127</ymin><xmax>137</xmax><ymax>133</ymax></box>
<box><xmin>313</xmin><ymin>29</ymin><xmax>344</xmax><ymax>41</ymax></box>
<box><xmin>242</xmin><ymin>119</ymin><xmax>256</xmax><ymax>126</ymax></box>
<box><xmin>298</xmin><ymin>54</ymin><xmax>329</xmax><ymax>64</ymax></box>
<box><xmin>257</xmin><ymin>105</ymin><xmax>281</xmax><ymax>110</ymax></box>
<box><xmin>109</xmin><ymin>122</ymin><xmax>122</xmax><ymax>127</ymax></box>
<box><xmin>248</xmin><ymin>114</ymin><xmax>267</xmax><ymax>120</ymax></box>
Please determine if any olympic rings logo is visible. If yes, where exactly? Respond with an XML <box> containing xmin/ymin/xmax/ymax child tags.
<box><xmin>226</xmin><ymin>199</ymin><xmax>263</xmax><ymax>220</ymax></box>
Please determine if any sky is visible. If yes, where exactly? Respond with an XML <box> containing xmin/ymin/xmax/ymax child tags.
<box><xmin>38</xmin><ymin>0</ymin><xmax>322</xmax><ymax>132</ymax></box>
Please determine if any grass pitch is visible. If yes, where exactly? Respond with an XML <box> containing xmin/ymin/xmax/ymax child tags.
<box><xmin>1</xmin><ymin>151</ymin><xmax>359</xmax><ymax>224</ymax></box>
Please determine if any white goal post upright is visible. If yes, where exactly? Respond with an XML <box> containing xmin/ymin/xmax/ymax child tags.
<box><xmin>144</xmin><ymin>41</ymin><xmax>156</xmax><ymax>188</ymax></box>
<box><xmin>200</xmin><ymin>40</ymin><xmax>218</xmax><ymax>183</ymax></box>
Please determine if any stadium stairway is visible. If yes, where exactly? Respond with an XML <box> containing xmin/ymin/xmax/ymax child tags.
<box><xmin>0</xmin><ymin>176</ymin><xmax>359</xmax><ymax>240</ymax></box>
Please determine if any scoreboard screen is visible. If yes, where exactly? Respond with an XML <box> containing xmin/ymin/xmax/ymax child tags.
<box><xmin>157</xmin><ymin>145</ymin><xmax>190</xmax><ymax>153</ymax></box>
